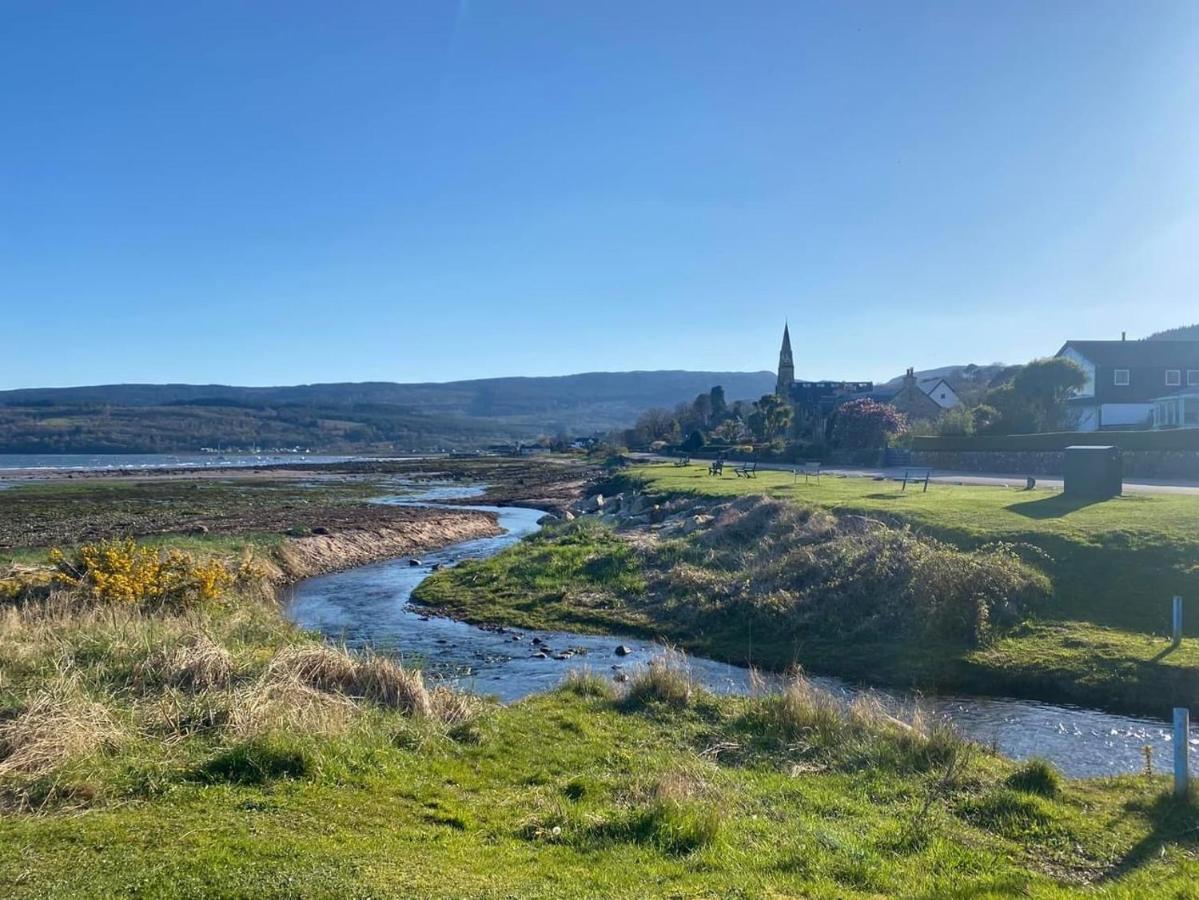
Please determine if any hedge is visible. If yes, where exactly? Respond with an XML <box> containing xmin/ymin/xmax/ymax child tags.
<box><xmin>910</xmin><ymin>430</ymin><xmax>1199</xmax><ymax>453</ymax></box>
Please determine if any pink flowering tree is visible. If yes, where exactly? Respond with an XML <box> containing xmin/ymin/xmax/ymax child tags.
<box><xmin>832</xmin><ymin>399</ymin><xmax>908</xmax><ymax>449</ymax></box>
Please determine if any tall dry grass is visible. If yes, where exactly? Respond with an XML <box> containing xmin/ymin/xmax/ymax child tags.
<box><xmin>0</xmin><ymin>673</ymin><xmax>124</xmax><ymax>777</ymax></box>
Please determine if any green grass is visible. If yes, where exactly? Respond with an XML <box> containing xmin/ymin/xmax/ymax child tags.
<box><xmin>629</xmin><ymin>464</ymin><xmax>1199</xmax><ymax>714</ymax></box>
<box><xmin>6</xmin><ymin>686</ymin><xmax>1199</xmax><ymax>896</ymax></box>
<box><xmin>414</xmin><ymin>466</ymin><xmax>1199</xmax><ymax>716</ymax></box>
<box><xmin>631</xmin><ymin>464</ymin><xmax>1199</xmax><ymax>635</ymax></box>
<box><xmin>6</xmin><ymin>532</ymin><xmax>1199</xmax><ymax>895</ymax></box>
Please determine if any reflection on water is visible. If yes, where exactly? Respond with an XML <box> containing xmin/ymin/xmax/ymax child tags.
<box><xmin>287</xmin><ymin>492</ymin><xmax>1182</xmax><ymax>779</ymax></box>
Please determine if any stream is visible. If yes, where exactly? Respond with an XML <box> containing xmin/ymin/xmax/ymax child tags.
<box><xmin>285</xmin><ymin>485</ymin><xmax>1186</xmax><ymax>779</ymax></box>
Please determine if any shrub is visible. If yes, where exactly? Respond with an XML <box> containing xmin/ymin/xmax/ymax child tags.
<box><xmin>47</xmin><ymin>539</ymin><xmax>234</xmax><ymax>607</ymax></box>
<box><xmin>832</xmin><ymin>399</ymin><xmax>908</xmax><ymax>450</ymax></box>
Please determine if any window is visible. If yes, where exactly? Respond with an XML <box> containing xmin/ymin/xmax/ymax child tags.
<box><xmin>1167</xmin><ymin>370</ymin><xmax>1182</xmax><ymax>387</ymax></box>
<box><xmin>1114</xmin><ymin>369</ymin><xmax>1131</xmax><ymax>386</ymax></box>
<box><xmin>1189</xmin><ymin>370</ymin><xmax>1199</xmax><ymax>386</ymax></box>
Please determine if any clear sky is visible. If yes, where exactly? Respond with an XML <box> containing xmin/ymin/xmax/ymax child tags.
<box><xmin>3</xmin><ymin>1</ymin><xmax>1197</xmax><ymax>389</ymax></box>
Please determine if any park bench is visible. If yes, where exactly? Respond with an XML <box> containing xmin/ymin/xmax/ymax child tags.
<box><xmin>708</xmin><ymin>459</ymin><xmax>724</xmax><ymax>476</ymax></box>
<box><xmin>734</xmin><ymin>461</ymin><xmax>757</xmax><ymax>478</ymax></box>
<box><xmin>900</xmin><ymin>468</ymin><xmax>933</xmax><ymax>492</ymax></box>
<box><xmin>673</xmin><ymin>455</ymin><xmax>690</xmax><ymax>467</ymax></box>
<box><xmin>797</xmin><ymin>462</ymin><xmax>822</xmax><ymax>484</ymax></box>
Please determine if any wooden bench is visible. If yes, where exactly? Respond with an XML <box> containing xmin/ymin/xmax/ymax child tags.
<box><xmin>708</xmin><ymin>459</ymin><xmax>725</xmax><ymax>476</ymax></box>
<box><xmin>673</xmin><ymin>455</ymin><xmax>690</xmax><ymax>467</ymax></box>
<box><xmin>734</xmin><ymin>461</ymin><xmax>757</xmax><ymax>478</ymax></box>
<box><xmin>900</xmin><ymin>468</ymin><xmax>933</xmax><ymax>492</ymax></box>
<box><xmin>797</xmin><ymin>462</ymin><xmax>822</xmax><ymax>484</ymax></box>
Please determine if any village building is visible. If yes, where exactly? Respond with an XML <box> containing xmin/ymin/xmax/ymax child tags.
<box><xmin>1056</xmin><ymin>338</ymin><xmax>1199</xmax><ymax>431</ymax></box>
<box><xmin>772</xmin><ymin>324</ymin><xmax>958</xmax><ymax>433</ymax></box>
<box><xmin>773</xmin><ymin>324</ymin><xmax>872</xmax><ymax>437</ymax></box>
<box><xmin>866</xmin><ymin>369</ymin><xmax>962</xmax><ymax>419</ymax></box>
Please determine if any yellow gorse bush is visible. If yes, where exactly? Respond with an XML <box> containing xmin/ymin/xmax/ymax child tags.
<box><xmin>48</xmin><ymin>539</ymin><xmax>234</xmax><ymax>606</ymax></box>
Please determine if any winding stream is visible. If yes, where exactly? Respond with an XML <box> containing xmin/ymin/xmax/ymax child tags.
<box><xmin>286</xmin><ymin>485</ymin><xmax>1186</xmax><ymax>779</ymax></box>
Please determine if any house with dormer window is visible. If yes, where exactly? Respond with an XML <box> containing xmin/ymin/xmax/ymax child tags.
<box><xmin>1056</xmin><ymin>338</ymin><xmax>1199</xmax><ymax>431</ymax></box>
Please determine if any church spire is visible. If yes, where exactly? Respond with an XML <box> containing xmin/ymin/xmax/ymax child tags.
<box><xmin>776</xmin><ymin>322</ymin><xmax>795</xmax><ymax>396</ymax></box>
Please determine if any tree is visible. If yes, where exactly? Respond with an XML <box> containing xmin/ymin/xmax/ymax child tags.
<box><xmin>831</xmin><ymin>399</ymin><xmax>908</xmax><ymax>449</ymax></box>
<box><xmin>681</xmin><ymin>429</ymin><xmax>706</xmax><ymax>452</ymax></box>
<box><xmin>935</xmin><ymin>405</ymin><xmax>975</xmax><ymax>437</ymax></box>
<box><xmin>971</xmin><ymin>404</ymin><xmax>1001</xmax><ymax>434</ymax></box>
<box><xmin>1011</xmin><ymin>357</ymin><xmax>1086</xmax><ymax>431</ymax></box>
<box><xmin>979</xmin><ymin>357</ymin><xmax>1086</xmax><ymax>433</ymax></box>
<box><xmin>691</xmin><ymin>392</ymin><xmax>713</xmax><ymax>428</ymax></box>
<box><xmin>708</xmin><ymin>385</ymin><xmax>728</xmax><ymax>421</ymax></box>
<box><xmin>710</xmin><ymin>416</ymin><xmax>747</xmax><ymax>443</ymax></box>
<box><xmin>747</xmin><ymin>394</ymin><xmax>793</xmax><ymax>442</ymax></box>
<box><xmin>627</xmin><ymin>407</ymin><xmax>680</xmax><ymax>448</ymax></box>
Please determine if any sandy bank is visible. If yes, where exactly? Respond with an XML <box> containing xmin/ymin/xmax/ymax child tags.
<box><xmin>273</xmin><ymin>509</ymin><xmax>502</xmax><ymax>581</ymax></box>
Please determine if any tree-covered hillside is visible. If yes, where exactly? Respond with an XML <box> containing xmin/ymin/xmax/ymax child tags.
<box><xmin>0</xmin><ymin>371</ymin><xmax>776</xmax><ymax>452</ymax></box>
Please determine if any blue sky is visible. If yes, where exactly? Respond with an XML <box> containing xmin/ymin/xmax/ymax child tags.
<box><xmin>2</xmin><ymin>1</ymin><xmax>1197</xmax><ymax>389</ymax></box>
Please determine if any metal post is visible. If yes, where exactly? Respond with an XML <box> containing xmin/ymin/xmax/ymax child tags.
<box><xmin>1175</xmin><ymin>708</ymin><xmax>1190</xmax><ymax>798</ymax></box>
<box><xmin>1174</xmin><ymin>596</ymin><xmax>1184</xmax><ymax>646</ymax></box>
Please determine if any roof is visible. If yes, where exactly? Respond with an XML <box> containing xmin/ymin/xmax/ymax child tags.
<box><xmin>1057</xmin><ymin>340</ymin><xmax>1199</xmax><ymax>368</ymax></box>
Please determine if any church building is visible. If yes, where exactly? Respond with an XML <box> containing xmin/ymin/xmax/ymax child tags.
<box><xmin>774</xmin><ymin>323</ymin><xmax>873</xmax><ymax>438</ymax></box>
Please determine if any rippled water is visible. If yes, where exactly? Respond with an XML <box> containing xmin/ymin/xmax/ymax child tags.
<box><xmin>0</xmin><ymin>452</ymin><xmax>354</xmax><ymax>472</ymax></box>
<box><xmin>286</xmin><ymin>489</ymin><xmax>1185</xmax><ymax>779</ymax></box>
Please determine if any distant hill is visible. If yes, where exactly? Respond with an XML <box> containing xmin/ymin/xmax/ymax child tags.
<box><xmin>0</xmin><ymin>371</ymin><xmax>776</xmax><ymax>453</ymax></box>
<box><xmin>1148</xmin><ymin>324</ymin><xmax>1199</xmax><ymax>341</ymax></box>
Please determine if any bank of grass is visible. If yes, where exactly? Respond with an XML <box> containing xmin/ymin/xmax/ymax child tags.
<box><xmin>4</xmin><ymin>600</ymin><xmax>1199</xmax><ymax>894</ymax></box>
<box><xmin>414</xmin><ymin>503</ymin><xmax>1060</xmax><ymax>700</ymax></box>
<box><xmin>618</xmin><ymin>464</ymin><xmax>1199</xmax><ymax>715</ymax></box>
<box><xmin>5</xmin><ymin>543</ymin><xmax>1199</xmax><ymax>894</ymax></box>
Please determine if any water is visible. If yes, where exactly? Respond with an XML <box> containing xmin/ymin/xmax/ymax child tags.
<box><xmin>287</xmin><ymin>491</ymin><xmax>1183</xmax><ymax>779</ymax></box>
<box><xmin>0</xmin><ymin>452</ymin><xmax>355</xmax><ymax>473</ymax></box>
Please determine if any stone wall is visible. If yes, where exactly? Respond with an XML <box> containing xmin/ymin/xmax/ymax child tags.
<box><xmin>908</xmin><ymin>449</ymin><xmax>1199</xmax><ymax>480</ymax></box>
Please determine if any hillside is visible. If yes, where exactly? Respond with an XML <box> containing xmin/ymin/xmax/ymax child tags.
<box><xmin>1149</xmin><ymin>324</ymin><xmax>1199</xmax><ymax>340</ymax></box>
<box><xmin>0</xmin><ymin>370</ymin><xmax>776</xmax><ymax>453</ymax></box>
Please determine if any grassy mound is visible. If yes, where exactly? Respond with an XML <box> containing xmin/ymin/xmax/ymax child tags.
<box><xmin>414</xmin><ymin>498</ymin><xmax>1051</xmax><ymax>679</ymax></box>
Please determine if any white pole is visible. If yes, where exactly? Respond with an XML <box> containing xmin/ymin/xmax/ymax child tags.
<box><xmin>1174</xmin><ymin>596</ymin><xmax>1184</xmax><ymax>646</ymax></box>
<box><xmin>1175</xmin><ymin>708</ymin><xmax>1190</xmax><ymax>799</ymax></box>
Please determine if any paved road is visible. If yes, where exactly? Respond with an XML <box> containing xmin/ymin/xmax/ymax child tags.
<box><xmin>638</xmin><ymin>455</ymin><xmax>1199</xmax><ymax>497</ymax></box>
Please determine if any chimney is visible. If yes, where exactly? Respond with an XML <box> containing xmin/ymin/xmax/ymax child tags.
<box><xmin>1121</xmin><ymin>331</ymin><xmax>1127</xmax><ymax>342</ymax></box>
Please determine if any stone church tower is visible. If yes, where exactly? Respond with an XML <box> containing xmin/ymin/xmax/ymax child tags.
<box><xmin>776</xmin><ymin>323</ymin><xmax>795</xmax><ymax>396</ymax></box>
